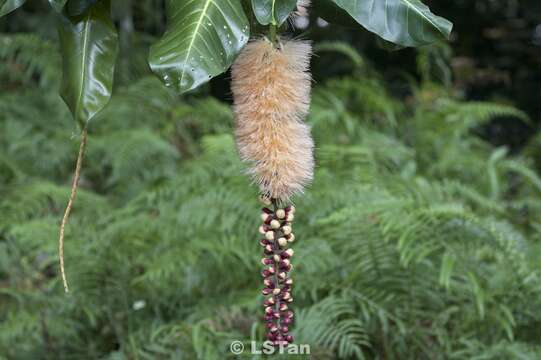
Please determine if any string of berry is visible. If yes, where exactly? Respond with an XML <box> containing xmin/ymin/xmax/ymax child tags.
<box><xmin>259</xmin><ymin>196</ymin><xmax>296</xmax><ymax>345</ymax></box>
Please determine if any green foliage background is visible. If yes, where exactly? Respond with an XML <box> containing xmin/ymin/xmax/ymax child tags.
<box><xmin>2</xmin><ymin>5</ymin><xmax>541</xmax><ymax>360</ymax></box>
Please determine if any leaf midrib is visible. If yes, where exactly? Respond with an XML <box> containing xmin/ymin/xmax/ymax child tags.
<box><xmin>180</xmin><ymin>0</ymin><xmax>213</xmax><ymax>84</ymax></box>
<box><xmin>271</xmin><ymin>0</ymin><xmax>276</xmax><ymax>25</ymax></box>
<box><xmin>75</xmin><ymin>10</ymin><xmax>91</xmax><ymax>123</ymax></box>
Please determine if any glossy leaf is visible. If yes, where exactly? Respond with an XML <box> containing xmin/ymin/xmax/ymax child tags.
<box><xmin>251</xmin><ymin>0</ymin><xmax>297</xmax><ymax>26</ymax></box>
<box><xmin>149</xmin><ymin>0</ymin><xmax>250</xmax><ymax>94</ymax></box>
<box><xmin>0</xmin><ymin>0</ymin><xmax>26</xmax><ymax>17</ymax></box>
<box><xmin>49</xmin><ymin>0</ymin><xmax>67</xmax><ymax>12</ymax></box>
<box><xmin>311</xmin><ymin>0</ymin><xmax>359</xmax><ymax>28</ymax></box>
<box><xmin>58</xmin><ymin>0</ymin><xmax>118</xmax><ymax>125</ymax></box>
<box><xmin>330</xmin><ymin>0</ymin><xmax>453</xmax><ymax>47</ymax></box>
<box><xmin>66</xmin><ymin>0</ymin><xmax>98</xmax><ymax>16</ymax></box>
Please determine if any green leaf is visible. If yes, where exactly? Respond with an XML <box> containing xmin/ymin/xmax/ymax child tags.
<box><xmin>330</xmin><ymin>0</ymin><xmax>453</xmax><ymax>47</ymax></box>
<box><xmin>467</xmin><ymin>272</ymin><xmax>485</xmax><ymax>319</ymax></box>
<box><xmin>0</xmin><ymin>0</ymin><xmax>26</xmax><ymax>17</ymax></box>
<box><xmin>148</xmin><ymin>0</ymin><xmax>250</xmax><ymax>94</ymax></box>
<box><xmin>251</xmin><ymin>0</ymin><xmax>297</xmax><ymax>26</ymax></box>
<box><xmin>58</xmin><ymin>0</ymin><xmax>118</xmax><ymax>126</ymax></box>
<box><xmin>49</xmin><ymin>0</ymin><xmax>67</xmax><ymax>12</ymax></box>
<box><xmin>311</xmin><ymin>0</ymin><xmax>359</xmax><ymax>28</ymax></box>
<box><xmin>65</xmin><ymin>0</ymin><xmax>98</xmax><ymax>16</ymax></box>
<box><xmin>439</xmin><ymin>252</ymin><xmax>455</xmax><ymax>290</ymax></box>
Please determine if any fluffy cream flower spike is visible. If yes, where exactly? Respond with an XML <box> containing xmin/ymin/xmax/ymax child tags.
<box><xmin>231</xmin><ymin>38</ymin><xmax>314</xmax><ymax>201</ymax></box>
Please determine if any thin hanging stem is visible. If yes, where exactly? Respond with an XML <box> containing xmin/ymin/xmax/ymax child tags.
<box><xmin>58</xmin><ymin>125</ymin><xmax>88</xmax><ymax>293</ymax></box>
<box><xmin>269</xmin><ymin>24</ymin><xmax>277</xmax><ymax>44</ymax></box>
<box><xmin>269</xmin><ymin>0</ymin><xmax>277</xmax><ymax>43</ymax></box>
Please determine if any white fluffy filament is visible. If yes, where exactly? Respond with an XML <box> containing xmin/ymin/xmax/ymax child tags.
<box><xmin>232</xmin><ymin>38</ymin><xmax>315</xmax><ymax>201</ymax></box>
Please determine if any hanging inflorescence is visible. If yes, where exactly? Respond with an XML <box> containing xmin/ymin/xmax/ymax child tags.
<box><xmin>259</xmin><ymin>196</ymin><xmax>296</xmax><ymax>345</ymax></box>
<box><xmin>231</xmin><ymin>37</ymin><xmax>314</xmax><ymax>345</ymax></box>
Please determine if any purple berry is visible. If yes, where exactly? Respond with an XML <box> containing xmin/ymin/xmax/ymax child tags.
<box><xmin>286</xmin><ymin>335</ymin><xmax>293</xmax><ymax>343</ymax></box>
